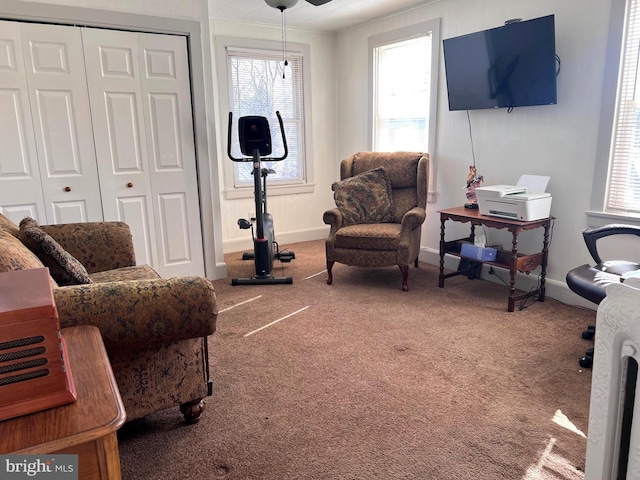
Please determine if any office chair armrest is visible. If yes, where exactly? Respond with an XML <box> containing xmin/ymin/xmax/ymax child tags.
<box><xmin>583</xmin><ymin>224</ymin><xmax>640</xmax><ymax>264</ymax></box>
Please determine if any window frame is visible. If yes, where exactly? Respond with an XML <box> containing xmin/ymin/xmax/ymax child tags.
<box><xmin>590</xmin><ymin>0</ymin><xmax>640</xmax><ymax>226</ymax></box>
<box><xmin>216</xmin><ymin>36</ymin><xmax>314</xmax><ymax>200</ymax></box>
<box><xmin>368</xmin><ymin>19</ymin><xmax>441</xmax><ymax>202</ymax></box>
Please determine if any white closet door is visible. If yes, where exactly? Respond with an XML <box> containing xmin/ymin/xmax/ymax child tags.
<box><xmin>20</xmin><ymin>23</ymin><xmax>102</xmax><ymax>224</ymax></box>
<box><xmin>0</xmin><ymin>20</ymin><xmax>46</xmax><ymax>224</ymax></box>
<box><xmin>82</xmin><ymin>28</ymin><xmax>204</xmax><ymax>277</ymax></box>
<box><xmin>137</xmin><ymin>33</ymin><xmax>205</xmax><ymax>277</ymax></box>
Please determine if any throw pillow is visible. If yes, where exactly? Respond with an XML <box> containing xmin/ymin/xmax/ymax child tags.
<box><xmin>18</xmin><ymin>217</ymin><xmax>93</xmax><ymax>286</ymax></box>
<box><xmin>332</xmin><ymin>167</ymin><xmax>394</xmax><ymax>226</ymax></box>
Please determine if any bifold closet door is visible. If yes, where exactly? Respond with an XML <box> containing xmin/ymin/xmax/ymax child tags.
<box><xmin>82</xmin><ymin>28</ymin><xmax>205</xmax><ymax>277</ymax></box>
<box><xmin>0</xmin><ymin>21</ymin><xmax>102</xmax><ymax>224</ymax></box>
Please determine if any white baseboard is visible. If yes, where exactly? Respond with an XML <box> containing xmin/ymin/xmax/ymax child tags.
<box><xmin>223</xmin><ymin>226</ymin><xmax>329</xmax><ymax>254</ymax></box>
<box><xmin>419</xmin><ymin>246</ymin><xmax>597</xmax><ymax>311</ymax></box>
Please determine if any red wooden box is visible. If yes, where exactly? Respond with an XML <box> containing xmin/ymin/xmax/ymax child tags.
<box><xmin>0</xmin><ymin>268</ymin><xmax>76</xmax><ymax>421</ymax></box>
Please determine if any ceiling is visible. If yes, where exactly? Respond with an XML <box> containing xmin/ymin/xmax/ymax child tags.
<box><xmin>207</xmin><ymin>0</ymin><xmax>432</xmax><ymax>32</ymax></box>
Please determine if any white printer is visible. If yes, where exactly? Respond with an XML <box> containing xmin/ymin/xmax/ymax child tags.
<box><xmin>475</xmin><ymin>185</ymin><xmax>552</xmax><ymax>221</ymax></box>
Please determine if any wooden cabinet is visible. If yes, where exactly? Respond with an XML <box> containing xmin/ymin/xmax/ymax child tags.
<box><xmin>0</xmin><ymin>325</ymin><xmax>126</xmax><ymax>480</ymax></box>
<box><xmin>0</xmin><ymin>20</ymin><xmax>205</xmax><ymax>277</ymax></box>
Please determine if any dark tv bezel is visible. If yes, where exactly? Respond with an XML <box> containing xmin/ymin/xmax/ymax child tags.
<box><xmin>443</xmin><ymin>15</ymin><xmax>558</xmax><ymax>112</ymax></box>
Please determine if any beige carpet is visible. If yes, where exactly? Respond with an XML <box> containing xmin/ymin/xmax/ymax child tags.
<box><xmin>118</xmin><ymin>239</ymin><xmax>595</xmax><ymax>479</ymax></box>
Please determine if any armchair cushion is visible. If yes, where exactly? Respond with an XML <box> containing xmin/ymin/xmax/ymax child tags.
<box><xmin>331</xmin><ymin>167</ymin><xmax>394</xmax><ymax>226</ymax></box>
<box><xmin>18</xmin><ymin>217</ymin><xmax>92</xmax><ymax>286</ymax></box>
<box><xmin>334</xmin><ymin>223</ymin><xmax>401</xmax><ymax>250</ymax></box>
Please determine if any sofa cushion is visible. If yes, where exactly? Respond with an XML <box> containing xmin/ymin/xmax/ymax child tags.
<box><xmin>89</xmin><ymin>265</ymin><xmax>160</xmax><ymax>283</ymax></box>
<box><xmin>0</xmin><ymin>213</ymin><xmax>20</xmax><ymax>237</ymax></box>
<box><xmin>332</xmin><ymin>167</ymin><xmax>394</xmax><ymax>226</ymax></box>
<box><xmin>18</xmin><ymin>217</ymin><xmax>92</xmax><ymax>286</ymax></box>
<box><xmin>0</xmin><ymin>228</ymin><xmax>47</xmax><ymax>272</ymax></box>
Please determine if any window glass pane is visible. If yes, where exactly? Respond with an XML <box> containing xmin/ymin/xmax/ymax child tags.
<box><xmin>226</xmin><ymin>47</ymin><xmax>306</xmax><ymax>187</ymax></box>
<box><xmin>373</xmin><ymin>35</ymin><xmax>431</xmax><ymax>152</ymax></box>
<box><xmin>607</xmin><ymin>0</ymin><xmax>640</xmax><ymax>213</ymax></box>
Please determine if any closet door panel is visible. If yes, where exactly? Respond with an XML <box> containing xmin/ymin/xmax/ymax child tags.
<box><xmin>139</xmin><ymin>33</ymin><xmax>204</xmax><ymax>276</ymax></box>
<box><xmin>82</xmin><ymin>28</ymin><xmax>159</xmax><ymax>270</ymax></box>
<box><xmin>20</xmin><ymin>23</ymin><xmax>102</xmax><ymax>224</ymax></box>
<box><xmin>116</xmin><ymin>196</ymin><xmax>155</xmax><ymax>267</ymax></box>
<box><xmin>83</xmin><ymin>28</ymin><xmax>204</xmax><ymax>276</ymax></box>
<box><xmin>0</xmin><ymin>21</ymin><xmax>46</xmax><ymax>223</ymax></box>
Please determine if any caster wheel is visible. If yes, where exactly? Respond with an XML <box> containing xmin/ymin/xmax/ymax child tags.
<box><xmin>579</xmin><ymin>347</ymin><xmax>594</xmax><ymax>368</ymax></box>
<box><xmin>581</xmin><ymin>324</ymin><xmax>596</xmax><ymax>340</ymax></box>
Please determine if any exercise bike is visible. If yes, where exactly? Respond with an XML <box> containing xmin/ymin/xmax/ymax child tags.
<box><xmin>227</xmin><ymin>111</ymin><xmax>295</xmax><ymax>285</ymax></box>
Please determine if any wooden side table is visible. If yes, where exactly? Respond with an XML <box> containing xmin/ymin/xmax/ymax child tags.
<box><xmin>0</xmin><ymin>325</ymin><xmax>126</xmax><ymax>480</ymax></box>
<box><xmin>438</xmin><ymin>206</ymin><xmax>553</xmax><ymax>312</ymax></box>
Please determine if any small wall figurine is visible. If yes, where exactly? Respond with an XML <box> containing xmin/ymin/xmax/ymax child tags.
<box><xmin>464</xmin><ymin>165</ymin><xmax>484</xmax><ymax>209</ymax></box>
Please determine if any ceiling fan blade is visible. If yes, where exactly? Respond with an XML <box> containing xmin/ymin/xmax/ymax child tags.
<box><xmin>305</xmin><ymin>0</ymin><xmax>332</xmax><ymax>5</ymax></box>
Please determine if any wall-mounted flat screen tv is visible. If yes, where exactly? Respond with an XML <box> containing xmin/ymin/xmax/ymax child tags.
<box><xmin>443</xmin><ymin>15</ymin><xmax>557</xmax><ymax>111</ymax></box>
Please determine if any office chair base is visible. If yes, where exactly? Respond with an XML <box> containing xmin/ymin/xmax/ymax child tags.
<box><xmin>580</xmin><ymin>347</ymin><xmax>594</xmax><ymax>368</ymax></box>
<box><xmin>582</xmin><ymin>324</ymin><xmax>596</xmax><ymax>340</ymax></box>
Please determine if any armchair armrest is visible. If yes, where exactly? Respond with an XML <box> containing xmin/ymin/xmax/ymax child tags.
<box><xmin>42</xmin><ymin>222</ymin><xmax>136</xmax><ymax>273</ymax></box>
<box><xmin>53</xmin><ymin>276</ymin><xmax>217</xmax><ymax>352</ymax></box>
<box><xmin>323</xmin><ymin>208</ymin><xmax>343</xmax><ymax>236</ymax></box>
<box><xmin>400</xmin><ymin>207</ymin><xmax>426</xmax><ymax>234</ymax></box>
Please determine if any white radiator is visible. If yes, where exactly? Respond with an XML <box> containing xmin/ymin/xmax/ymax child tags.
<box><xmin>585</xmin><ymin>278</ymin><xmax>640</xmax><ymax>479</ymax></box>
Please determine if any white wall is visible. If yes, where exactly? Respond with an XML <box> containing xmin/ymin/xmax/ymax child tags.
<box><xmin>2</xmin><ymin>0</ymin><xmax>624</xmax><ymax>307</ymax></box>
<box><xmin>209</xmin><ymin>20</ymin><xmax>336</xmax><ymax>254</ymax></box>
<box><xmin>335</xmin><ymin>0</ymin><xmax>613</xmax><ymax>307</ymax></box>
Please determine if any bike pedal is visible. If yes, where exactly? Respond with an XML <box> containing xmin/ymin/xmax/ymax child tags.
<box><xmin>278</xmin><ymin>250</ymin><xmax>295</xmax><ymax>263</ymax></box>
<box><xmin>237</xmin><ymin>218</ymin><xmax>252</xmax><ymax>230</ymax></box>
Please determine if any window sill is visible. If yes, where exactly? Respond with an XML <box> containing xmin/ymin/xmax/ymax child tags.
<box><xmin>224</xmin><ymin>183</ymin><xmax>315</xmax><ymax>200</ymax></box>
<box><xmin>586</xmin><ymin>210</ymin><xmax>640</xmax><ymax>228</ymax></box>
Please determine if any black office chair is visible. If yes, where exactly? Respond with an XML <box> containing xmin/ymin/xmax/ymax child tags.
<box><xmin>566</xmin><ymin>224</ymin><xmax>640</xmax><ymax>367</ymax></box>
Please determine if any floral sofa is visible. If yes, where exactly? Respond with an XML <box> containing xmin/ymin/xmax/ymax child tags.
<box><xmin>0</xmin><ymin>213</ymin><xmax>217</xmax><ymax>423</ymax></box>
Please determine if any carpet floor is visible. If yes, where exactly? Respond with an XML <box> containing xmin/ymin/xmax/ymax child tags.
<box><xmin>118</xmin><ymin>239</ymin><xmax>596</xmax><ymax>480</ymax></box>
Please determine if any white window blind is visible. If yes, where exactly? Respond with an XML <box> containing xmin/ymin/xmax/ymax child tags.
<box><xmin>372</xmin><ymin>35</ymin><xmax>432</xmax><ymax>152</ymax></box>
<box><xmin>226</xmin><ymin>47</ymin><xmax>306</xmax><ymax>187</ymax></box>
<box><xmin>607</xmin><ymin>0</ymin><xmax>640</xmax><ymax>213</ymax></box>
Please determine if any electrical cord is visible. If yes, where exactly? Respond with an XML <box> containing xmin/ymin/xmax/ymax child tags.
<box><xmin>466</xmin><ymin>109</ymin><xmax>477</xmax><ymax>169</ymax></box>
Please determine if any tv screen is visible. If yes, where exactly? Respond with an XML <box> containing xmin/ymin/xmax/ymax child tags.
<box><xmin>443</xmin><ymin>15</ymin><xmax>557</xmax><ymax>111</ymax></box>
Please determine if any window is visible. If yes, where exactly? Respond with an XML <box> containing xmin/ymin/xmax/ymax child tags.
<box><xmin>592</xmin><ymin>0</ymin><xmax>640</xmax><ymax>223</ymax></box>
<box><xmin>369</xmin><ymin>20</ymin><xmax>440</xmax><ymax>200</ymax></box>
<box><xmin>217</xmin><ymin>38</ymin><xmax>313</xmax><ymax>198</ymax></box>
<box><xmin>372</xmin><ymin>36</ymin><xmax>431</xmax><ymax>152</ymax></box>
<box><xmin>606</xmin><ymin>0</ymin><xmax>640</xmax><ymax>213</ymax></box>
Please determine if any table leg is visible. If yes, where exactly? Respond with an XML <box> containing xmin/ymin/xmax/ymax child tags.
<box><xmin>539</xmin><ymin>220</ymin><xmax>551</xmax><ymax>302</ymax></box>
<box><xmin>508</xmin><ymin>230</ymin><xmax>519</xmax><ymax>312</ymax></box>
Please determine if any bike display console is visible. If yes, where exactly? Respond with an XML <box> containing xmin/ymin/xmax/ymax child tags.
<box><xmin>438</xmin><ymin>206</ymin><xmax>553</xmax><ymax>312</ymax></box>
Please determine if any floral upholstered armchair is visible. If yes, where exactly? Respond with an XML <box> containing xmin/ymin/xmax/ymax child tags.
<box><xmin>0</xmin><ymin>213</ymin><xmax>217</xmax><ymax>423</ymax></box>
<box><xmin>323</xmin><ymin>151</ymin><xmax>429</xmax><ymax>291</ymax></box>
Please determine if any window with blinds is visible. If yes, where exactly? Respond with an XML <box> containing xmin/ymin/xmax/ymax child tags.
<box><xmin>226</xmin><ymin>47</ymin><xmax>306</xmax><ymax>187</ymax></box>
<box><xmin>607</xmin><ymin>0</ymin><xmax>640</xmax><ymax>213</ymax></box>
<box><xmin>372</xmin><ymin>35</ymin><xmax>432</xmax><ymax>152</ymax></box>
